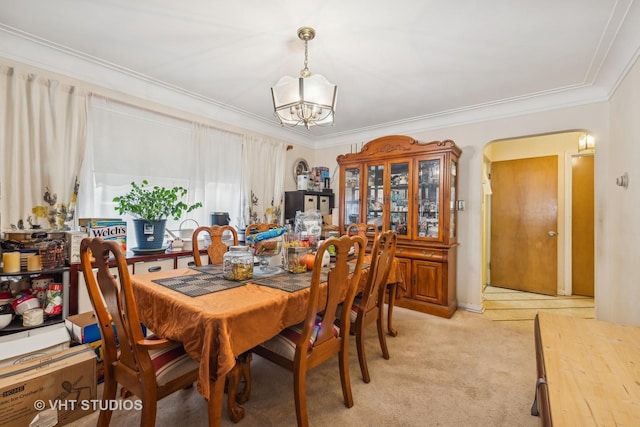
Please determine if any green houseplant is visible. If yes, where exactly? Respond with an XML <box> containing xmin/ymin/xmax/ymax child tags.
<box><xmin>113</xmin><ymin>180</ymin><xmax>202</xmax><ymax>250</ymax></box>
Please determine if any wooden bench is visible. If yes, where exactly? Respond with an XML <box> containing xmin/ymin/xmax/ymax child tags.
<box><xmin>531</xmin><ymin>311</ymin><xmax>640</xmax><ymax>426</ymax></box>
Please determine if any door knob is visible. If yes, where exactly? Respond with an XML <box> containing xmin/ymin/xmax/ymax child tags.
<box><xmin>548</xmin><ymin>231</ymin><xmax>558</xmax><ymax>237</ymax></box>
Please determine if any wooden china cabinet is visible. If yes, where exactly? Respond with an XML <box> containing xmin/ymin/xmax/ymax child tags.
<box><xmin>337</xmin><ymin>135</ymin><xmax>462</xmax><ymax>318</ymax></box>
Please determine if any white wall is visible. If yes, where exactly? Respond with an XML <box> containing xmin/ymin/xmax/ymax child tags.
<box><xmin>602</xmin><ymin>56</ymin><xmax>640</xmax><ymax>325</ymax></box>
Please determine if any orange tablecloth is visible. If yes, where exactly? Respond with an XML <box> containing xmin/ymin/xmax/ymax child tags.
<box><xmin>130</xmin><ymin>256</ymin><xmax>404</xmax><ymax>422</ymax></box>
<box><xmin>132</xmin><ymin>269</ymin><xmax>308</xmax><ymax>398</ymax></box>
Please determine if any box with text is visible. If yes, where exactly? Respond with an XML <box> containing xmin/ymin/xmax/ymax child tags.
<box><xmin>0</xmin><ymin>346</ymin><xmax>96</xmax><ymax>427</ymax></box>
<box><xmin>86</xmin><ymin>221</ymin><xmax>127</xmax><ymax>253</ymax></box>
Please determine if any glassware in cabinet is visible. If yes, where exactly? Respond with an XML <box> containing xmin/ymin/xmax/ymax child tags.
<box><xmin>365</xmin><ymin>163</ymin><xmax>384</xmax><ymax>227</ymax></box>
<box><xmin>416</xmin><ymin>157</ymin><xmax>442</xmax><ymax>240</ymax></box>
<box><xmin>389</xmin><ymin>160</ymin><xmax>411</xmax><ymax>236</ymax></box>
<box><xmin>343</xmin><ymin>166</ymin><xmax>361</xmax><ymax>228</ymax></box>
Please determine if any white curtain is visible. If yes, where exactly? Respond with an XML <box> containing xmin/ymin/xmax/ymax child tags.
<box><xmin>0</xmin><ymin>65</ymin><xmax>87</xmax><ymax>231</ymax></box>
<box><xmin>79</xmin><ymin>97</ymin><xmax>243</xmax><ymax>247</ymax></box>
<box><xmin>241</xmin><ymin>135</ymin><xmax>287</xmax><ymax>226</ymax></box>
<box><xmin>193</xmin><ymin>124</ymin><xmax>243</xmax><ymax>229</ymax></box>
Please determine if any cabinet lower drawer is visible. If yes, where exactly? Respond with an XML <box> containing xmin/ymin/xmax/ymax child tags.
<box><xmin>177</xmin><ymin>254</ymin><xmax>207</xmax><ymax>268</ymax></box>
<box><xmin>133</xmin><ymin>258</ymin><xmax>174</xmax><ymax>274</ymax></box>
<box><xmin>396</xmin><ymin>246</ymin><xmax>444</xmax><ymax>261</ymax></box>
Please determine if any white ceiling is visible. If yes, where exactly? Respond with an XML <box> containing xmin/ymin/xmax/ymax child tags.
<box><xmin>1</xmin><ymin>0</ymin><xmax>639</xmax><ymax>146</ymax></box>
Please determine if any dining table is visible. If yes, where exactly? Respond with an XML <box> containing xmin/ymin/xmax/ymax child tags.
<box><xmin>130</xmin><ymin>255</ymin><xmax>404</xmax><ymax>426</ymax></box>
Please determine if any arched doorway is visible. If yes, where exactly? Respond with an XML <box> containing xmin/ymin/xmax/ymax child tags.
<box><xmin>481</xmin><ymin>131</ymin><xmax>595</xmax><ymax>321</ymax></box>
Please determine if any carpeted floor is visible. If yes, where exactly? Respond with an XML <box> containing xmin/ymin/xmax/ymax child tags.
<box><xmin>68</xmin><ymin>307</ymin><xmax>540</xmax><ymax>427</ymax></box>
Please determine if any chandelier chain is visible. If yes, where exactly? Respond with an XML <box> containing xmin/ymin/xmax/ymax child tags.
<box><xmin>301</xmin><ymin>39</ymin><xmax>310</xmax><ymax>77</ymax></box>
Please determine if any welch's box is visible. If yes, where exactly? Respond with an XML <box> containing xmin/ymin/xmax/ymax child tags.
<box><xmin>85</xmin><ymin>220</ymin><xmax>127</xmax><ymax>253</ymax></box>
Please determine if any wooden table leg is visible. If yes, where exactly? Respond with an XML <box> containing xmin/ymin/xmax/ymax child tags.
<box><xmin>225</xmin><ymin>353</ymin><xmax>251</xmax><ymax>423</ymax></box>
<box><xmin>208</xmin><ymin>376</ymin><xmax>226</xmax><ymax>427</ymax></box>
<box><xmin>386</xmin><ymin>282</ymin><xmax>398</xmax><ymax>337</ymax></box>
<box><xmin>235</xmin><ymin>352</ymin><xmax>252</xmax><ymax>404</ymax></box>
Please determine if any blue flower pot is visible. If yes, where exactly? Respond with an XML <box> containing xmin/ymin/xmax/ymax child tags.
<box><xmin>133</xmin><ymin>219</ymin><xmax>167</xmax><ymax>250</ymax></box>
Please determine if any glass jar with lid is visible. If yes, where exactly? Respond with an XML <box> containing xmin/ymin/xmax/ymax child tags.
<box><xmin>223</xmin><ymin>246</ymin><xmax>253</xmax><ymax>281</ymax></box>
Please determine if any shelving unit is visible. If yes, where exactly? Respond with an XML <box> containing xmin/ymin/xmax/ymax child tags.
<box><xmin>284</xmin><ymin>190</ymin><xmax>334</xmax><ymax>224</ymax></box>
<box><xmin>0</xmin><ymin>266</ymin><xmax>70</xmax><ymax>335</ymax></box>
<box><xmin>337</xmin><ymin>135</ymin><xmax>461</xmax><ymax>318</ymax></box>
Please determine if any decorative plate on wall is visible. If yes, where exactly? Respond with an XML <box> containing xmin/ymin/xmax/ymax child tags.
<box><xmin>292</xmin><ymin>158</ymin><xmax>310</xmax><ymax>184</ymax></box>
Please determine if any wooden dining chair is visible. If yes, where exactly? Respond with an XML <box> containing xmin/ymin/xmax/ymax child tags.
<box><xmin>190</xmin><ymin>225</ymin><xmax>252</xmax><ymax>421</ymax></box>
<box><xmin>253</xmin><ymin>234</ymin><xmax>366</xmax><ymax>427</ymax></box>
<box><xmin>192</xmin><ymin>225</ymin><xmax>238</xmax><ymax>265</ymax></box>
<box><xmin>346</xmin><ymin>223</ymin><xmax>379</xmax><ymax>253</ymax></box>
<box><xmin>80</xmin><ymin>237</ymin><xmax>202</xmax><ymax>427</ymax></box>
<box><xmin>345</xmin><ymin>230</ymin><xmax>398</xmax><ymax>383</ymax></box>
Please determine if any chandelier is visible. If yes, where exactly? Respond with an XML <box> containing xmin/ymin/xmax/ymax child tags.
<box><xmin>271</xmin><ymin>27</ymin><xmax>337</xmax><ymax>129</ymax></box>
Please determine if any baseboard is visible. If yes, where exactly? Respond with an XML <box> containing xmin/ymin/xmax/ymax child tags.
<box><xmin>459</xmin><ymin>302</ymin><xmax>484</xmax><ymax>313</ymax></box>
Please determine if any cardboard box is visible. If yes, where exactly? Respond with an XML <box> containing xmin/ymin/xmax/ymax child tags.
<box><xmin>65</xmin><ymin>312</ymin><xmax>148</xmax><ymax>384</ymax></box>
<box><xmin>64</xmin><ymin>231</ymin><xmax>88</xmax><ymax>264</ymax></box>
<box><xmin>64</xmin><ymin>312</ymin><xmax>147</xmax><ymax>345</ymax></box>
<box><xmin>86</xmin><ymin>340</ymin><xmax>105</xmax><ymax>384</ymax></box>
<box><xmin>0</xmin><ymin>345</ymin><xmax>97</xmax><ymax>427</ymax></box>
<box><xmin>85</xmin><ymin>221</ymin><xmax>127</xmax><ymax>253</ymax></box>
<box><xmin>0</xmin><ymin>324</ymin><xmax>70</xmax><ymax>368</ymax></box>
<box><xmin>65</xmin><ymin>312</ymin><xmax>106</xmax><ymax>383</ymax></box>
<box><xmin>65</xmin><ymin>312</ymin><xmax>101</xmax><ymax>344</ymax></box>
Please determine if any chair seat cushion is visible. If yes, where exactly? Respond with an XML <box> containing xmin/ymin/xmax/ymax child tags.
<box><xmin>336</xmin><ymin>296</ymin><xmax>362</xmax><ymax>324</ymax></box>
<box><xmin>259</xmin><ymin>319</ymin><xmax>339</xmax><ymax>361</ymax></box>
<box><xmin>149</xmin><ymin>340</ymin><xmax>199</xmax><ymax>386</ymax></box>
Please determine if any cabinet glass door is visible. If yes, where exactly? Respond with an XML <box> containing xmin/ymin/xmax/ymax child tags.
<box><xmin>365</xmin><ymin>164</ymin><xmax>384</xmax><ymax>229</ymax></box>
<box><xmin>389</xmin><ymin>161</ymin><xmax>410</xmax><ymax>236</ymax></box>
<box><xmin>416</xmin><ymin>158</ymin><xmax>441</xmax><ymax>240</ymax></box>
<box><xmin>344</xmin><ymin>166</ymin><xmax>361</xmax><ymax>229</ymax></box>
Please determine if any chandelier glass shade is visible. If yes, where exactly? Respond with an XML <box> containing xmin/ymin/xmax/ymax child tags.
<box><xmin>271</xmin><ymin>27</ymin><xmax>337</xmax><ymax>129</ymax></box>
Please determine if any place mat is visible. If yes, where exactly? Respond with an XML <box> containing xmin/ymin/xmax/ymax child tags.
<box><xmin>152</xmin><ymin>272</ymin><xmax>246</xmax><ymax>297</ymax></box>
<box><xmin>250</xmin><ymin>270</ymin><xmax>328</xmax><ymax>293</ymax></box>
<box><xmin>191</xmin><ymin>264</ymin><xmax>223</xmax><ymax>275</ymax></box>
<box><xmin>251</xmin><ymin>262</ymin><xmax>370</xmax><ymax>293</ymax></box>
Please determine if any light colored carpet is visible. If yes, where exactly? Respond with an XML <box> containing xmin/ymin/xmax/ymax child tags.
<box><xmin>67</xmin><ymin>307</ymin><xmax>540</xmax><ymax>426</ymax></box>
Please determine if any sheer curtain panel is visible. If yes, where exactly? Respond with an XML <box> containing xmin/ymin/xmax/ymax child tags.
<box><xmin>79</xmin><ymin>97</ymin><xmax>243</xmax><ymax>248</ymax></box>
<box><xmin>0</xmin><ymin>65</ymin><xmax>87</xmax><ymax>231</ymax></box>
<box><xmin>241</xmin><ymin>135</ymin><xmax>287</xmax><ymax>226</ymax></box>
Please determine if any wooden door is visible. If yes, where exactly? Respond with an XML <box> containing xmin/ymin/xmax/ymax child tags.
<box><xmin>490</xmin><ymin>156</ymin><xmax>558</xmax><ymax>295</ymax></box>
<box><xmin>571</xmin><ymin>155</ymin><xmax>594</xmax><ymax>296</ymax></box>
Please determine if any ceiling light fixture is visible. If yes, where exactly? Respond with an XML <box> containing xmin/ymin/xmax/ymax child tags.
<box><xmin>271</xmin><ymin>27</ymin><xmax>337</xmax><ymax>130</ymax></box>
<box><xmin>578</xmin><ymin>133</ymin><xmax>595</xmax><ymax>152</ymax></box>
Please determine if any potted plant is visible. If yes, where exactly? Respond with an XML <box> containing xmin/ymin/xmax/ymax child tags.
<box><xmin>113</xmin><ymin>180</ymin><xmax>202</xmax><ymax>250</ymax></box>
